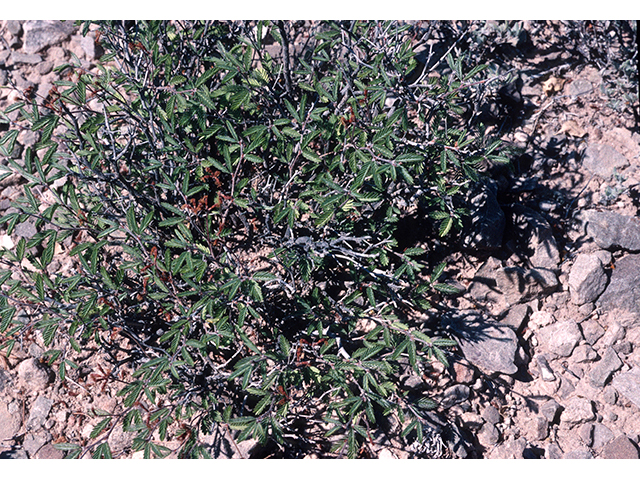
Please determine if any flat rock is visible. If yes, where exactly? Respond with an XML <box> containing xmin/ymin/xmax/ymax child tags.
<box><xmin>611</xmin><ymin>367</ymin><xmax>640</xmax><ymax>409</ymax></box>
<box><xmin>34</xmin><ymin>443</ymin><xmax>65</xmax><ymax>459</ymax></box>
<box><xmin>582</xmin><ymin>143</ymin><xmax>629</xmax><ymax>178</ymax></box>
<box><xmin>487</xmin><ymin>437</ymin><xmax>527</xmax><ymax>459</ymax></box>
<box><xmin>469</xmin><ymin>257</ymin><xmax>558</xmax><ymax>310</ymax></box>
<box><xmin>0</xmin><ymin>402</ymin><xmax>21</xmax><ymax>441</ymax></box>
<box><xmin>560</xmin><ymin>397</ymin><xmax>595</xmax><ymax>427</ymax></box>
<box><xmin>440</xmin><ymin>384</ymin><xmax>470</xmax><ymax>409</ymax></box>
<box><xmin>588</xmin><ymin>347</ymin><xmax>622</xmax><ymax>388</ymax></box>
<box><xmin>500</xmin><ymin>303</ymin><xmax>530</xmax><ymax>333</ymax></box>
<box><xmin>442</xmin><ymin>310</ymin><xmax>518</xmax><ymax>375</ymax></box>
<box><xmin>536</xmin><ymin>320</ymin><xmax>583</xmax><ymax>358</ymax></box>
<box><xmin>568</xmin><ymin>253</ymin><xmax>608</xmax><ymax>305</ymax></box>
<box><xmin>507</xmin><ymin>204</ymin><xmax>560</xmax><ymax>270</ymax></box>
<box><xmin>601</xmin><ymin>435</ymin><xmax>639</xmax><ymax>459</ymax></box>
<box><xmin>8</xmin><ymin>52</ymin><xmax>43</xmax><ymax>65</ymax></box>
<box><xmin>477</xmin><ymin>423</ymin><xmax>500</xmax><ymax>447</ymax></box>
<box><xmin>592</xmin><ymin>423</ymin><xmax>615</xmax><ymax>451</ymax></box>
<box><xmin>22</xmin><ymin>20</ymin><xmax>76</xmax><ymax>54</ymax></box>
<box><xmin>26</xmin><ymin>396</ymin><xmax>53</xmax><ymax>431</ymax></box>
<box><xmin>597</xmin><ymin>254</ymin><xmax>640</xmax><ymax>325</ymax></box>
<box><xmin>582</xmin><ymin>211</ymin><xmax>640</xmax><ymax>251</ymax></box>
<box><xmin>580</xmin><ymin>319</ymin><xmax>605</xmax><ymax>345</ymax></box>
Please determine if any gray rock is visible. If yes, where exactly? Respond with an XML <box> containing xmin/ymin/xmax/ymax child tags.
<box><xmin>440</xmin><ymin>384</ymin><xmax>470</xmax><ymax>409</ymax></box>
<box><xmin>540</xmin><ymin>398</ymin><xmax>562</xmax><ymax>423</ymax></box>
<box><xmin>580</xmin><ymin>319</ymin><xmax>605</xmax><ymax>345</ymax></box>
<box><xmin>17</xmin><ymin>358</ymin><xmax>51</xmax><ymax>391</ymax></box>
<box><xmin>535</xmin><ymin>354</ymin><xmax>556</xmax><ymax>381</ymax></box>
<box><xmin>0</xmin><ymin>368</ymin><xmax>11</xmax><ymax>393</ymax></box>
<box><xmin>477</xmin><ymin>422</ymin><xmax>500</xmax><ymax>447</ymax></box>
<box><xmin>462</xmin><ymin>180</ymin><xmax>505</xmax><ymax>251</ymax></box>
<box><xmin>601</xmin><ymin>435</ymin><xmax>639</xmax><ymax>459</ymax></box>
<box><xmin>14</xmin><ymin>220</ymin><xmax>37</xmax><ymax>239</ymax></box>
<box><xmin>482</xmin><ymin>405</ymin><xmax>501</xmax><ymax>425</ymax></box>
<box><xmin>578</xmin><ymin>423</ymin><xmax>593</xmax><ymax>446</ymax></box>
<box><xmin>34</xmin><ymin>443</ymin><xmax>65</xmax><ymax>459</ymax></box>
<box><xmin>545</xmin><ymin>442</ymin><xmax>564</xmax><ymax>459</ymax></box>
<box><xmin>564</xmin><ymin>449</ymin><xmax>593</xmax><ymax>459</ymax></box>
<box><xmin>560</xmin><ymin>397</ymin><xmax>595</xmax><ymax>427</ymax></box>
<box><xmin>6</xmin><ymin>20</ymin><xmax>22</xmax><ymax>35</ymax></box>
<box><xmin>501</xmin><ymin>303</ymin><xmax>530</xmax><ymax>333</ymax></box>
<box><xmin>469</xmin><ymin>257</ymin><xmax>558</xmax><ymax>309</ymax></box>
<box><xmin>0</xmin><ymin>402</ymin><xmax>21</xmax><ymax>441</ymax></box>
<box><xmin>588</xmin><ymin>347</ymin><xmax>623</xmax><ymax>388</ymax></box>
<box><xmin>597</xmin><ymin>321</ymin><xmax>625</xmax><ymax>348</ymax></box>
<box><xmin>508</xmin><ymin>204</ymin><xmax>560</xmax><ymax>270</ymax></box>
<box><xmin>571</xmin><ymin>344</ymin><xmax>598</xmax><ymax>363</ymax></box>
<box><xmin>9</xmin><ymin>52</ymin><xmax>42</xmax><ymax>65</ymax></box>
<box><xmin>601</xmin><ymin>386</ymin><xmax>618</xmax><ymax>405</ymax></box>
<box><xmin>557</xmin><ymin>374</ymin><xmax>576</xmax><ymax>399</ymax></box>
<box><xmin>487</xmin><ymin>437</ymin><xmax>527</xmax><ymax>459</ymax></box>
<box><xmin>442</xmin><ymin>310</ymin><xmax>518</xmax><ymax>375</ymax></box>
<box><xmin>583</xmin><ymin>211</ymin><xmax>640</xmax><ymax>251</ymax></box>
<box><xmin>582</xmin><ymin>143</ymin><xmax>629</xmax><ymax>178</ymax></box>
<box><xmin>611</xmin><ymin>367</ymin><xmax>640</xmax><ymax>409</ymax></box>
<box><xmin>23</xmin><ymin>431</ymin><xmax>52</xmax><ymax>457</ymax></box>
<box><xmin>22</xmin><ymin>20</ymin><xmax>76</xmax><ymax>54</ymax></box>
<box><xmin>568</xmin><ymin>253</ymin><xmax>608</xmax><ymax>305</ymax></box>
<box><xmin>26</xmin><ymin>396</ymin><xmax>53</xmax><ymax>431</ymax></box>
<box><xmin>536</xmin><ymin>320</ymin><xmax>583</xmax><ymax>358</ymax></box>
<box><xmin>592</xmin><ymin>423</ymin><xmax>615</xmax><ymax>451</ymax></box>
<box><xmin>523</xmin><ymin>415</ymin><xmax>548</xmax><ymax>441</ymax></box>
<box><xmin>597</xmin><ymin>254</ymin><xmax>640</xmax><ymax>325</ymax></box>
<box><xmin>565</xmin><ymin>78</ymin><xmax>593</xmax><ymax>96</ymax></box>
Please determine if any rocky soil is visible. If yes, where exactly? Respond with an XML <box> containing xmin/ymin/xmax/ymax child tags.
<box><xmin>0</xmin><ymin>20</ymin><xmax>639</xmax><ymax>459</ymax></box>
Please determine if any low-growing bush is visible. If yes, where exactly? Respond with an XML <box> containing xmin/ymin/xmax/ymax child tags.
<box><xmin>0</xmin><ymin>20</ymin><xmax>509</xmax><ymax>458</ymax></box>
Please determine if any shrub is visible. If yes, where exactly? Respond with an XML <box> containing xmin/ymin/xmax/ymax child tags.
<box><xmin>0</xmin><ymin>20</ymin><xmax>508</xmax><ymax>458</ymax></box>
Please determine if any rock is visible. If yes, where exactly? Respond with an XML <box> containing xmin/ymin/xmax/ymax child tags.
<box><xmin>522</xmin><ymin>415</ymin><xmax>548</xmax><ymax>441</ymax></box>
<box><xmin>8</xmin><ymin>52</ymin><xmax>43</xmax><ymax>65</ymax></box>
<box><xmin>592</xmin><ymin>423</ymin><xmax>615</xmax><ymax>451</ymax></box>
<box><xmin>451</xmin><ymin>360</ymin><xmax>475</xmax><ymax>384</ymax></box>
<box><xmin>582</xmin><ymin>143</ymin><xmax>629</xmax><ymax>178</ymax></box>
<box><xmin>597</xmin><ymin>255</ymin><xmax>640</xmax><ymax>325</ymax></box>
<box><xmin>535</xmin><ymin>354</ymin><xmax>556</xmax><ymax>381</ymax></box>
<box><xmin>564</xmin><ymin>449</ymin><xmax>593</xmax><ymax>459</ymax></box>
<box><xmin>601</xmin><ymin>386</ymin><xmax>618</xmax><ymax>405</ymax></box>
<box><xmin>557</xmin><ymin>374</ymin><xmax>576</xmax><ymax>399</ymax></box>
<box><xmin>596</xmin><ymin>321</ymin><xmax>625</xmax><ymax>349</ymax></box>
<box><xmin>469</xmin><ymin>257</ymin><xmax>558</xmax><ymax>310</ymax></box>
<box><xmin>14</xmin><ymin>220</ymin><xmax>37</xmax><ymax>239</ymax></box>
<box><xmin>0</xmin><ymin>448</ymin><xmax>28</xmax><ymax>459</ymax></box>
<box><xmin>482</xmin><ymin>405</ymin><xmax>501</xmax><ymax>425</ymax></box>
<box><xmin>461</xmin><ymin>180</ymin><xmax>505</xmax><ymax>251</ymax></box>
<box><xmin>601</xmin><ymin>436</ymin><xmax>639</xmax><ymax>459</ymax></box>
<box><xmin>34</xmin><ymin>443</ymin><xmax>65</xmax><ymax>459</ymax></box>
<box><xmin>540</xmin><ymin>398</ymin><xmax>562</xmax><ymax>424</ymax></box>
<box><xmin>6</xmin><ymin>20</ymin><xmax>22</xmax><ymax>35</ymax></box>
<box><xmin>17</xmin><ymin>358</ymin><xmax>51</xmax><ymax>391</ymax></box>
<box><xmin>580</xmin><ymin>319</ymin><xmax>605</xmax><ymax>345</ymax></box>
<box><xmin>536</xmin><ymin>320</ymin><xmax>583</xmax><ymax>358</ymax></box>
<box><xmin>568</xmin><ymin>253</ymin><xmax>608</xmax><ymax>305</ymax></box>
<box><xmin>487</xmin><ymin>437</ymin><xmax>527</xmax><ymax>459</ymax></box>
<box><xmin>611</xmin><ymin>367</ymin><xmax>640</xmax><ymax>409</ymax></box>
<box><xmin>440</xmin><ymin>384</ymin><xmax>470</xmax><ymax>409</ymax></box>
<box><xmin>23</xmin><ymin>431</ymin><xmax>52</xmax><ymax>457</ymax></box>
<box><xmin>26</xmin><ymin>396</ymin><xmax>53</xmax><ymax>431</ymax></box>
<box><xmin>588</xmin><ymin>347</ymin><xmax>623</xmax><ymax>388</ymax></box>
<box><xmin>571</xmin><ymin>344</ymin><xmax>598</xmax><ymax>363</ymax></box>
<box><xmin>565</xmin><ymin>78</ymin><xmax>593</xmax><ymax>96</ymax></box>
<box><xmin>578</xmin><ymin>423</ymin><xmax>593</xmax><ymax>445</ymax></box>
<box><xmin>545</xmin><ymin>442</ymin><xmax>564</xmax><ymax>459</ymax></box>
<box><xmin>507</xmin><ymin>204</ymin><xmax>560</xmax><ymax>270</ymax></box>
<box><xmin>477</xmin><ymin>423</ymin><xmax>500</xmax><ymax>447</ymax></box>
<box><xmin>583</xmin><ymin>212</ymin><xmax>640</xmax><ymax>251</ymax></box>
<box><xmin>0</xmin><ymin>401</ymin><xmax>21</xmax><ymax>441</ymax></box>
<box><xmin>501</xmin><ymin>303</ymin><xmax>530</xmax><ymax>333</ymax></box>
<box><xmin>0</xmin><ymin>368</ymin><xmax>11</xmax><ymax>393</ymax></box>
<box><xmin>442</xmin><ymin>310</ymin><xmax>518</xmax><ymax>375</ymax></box>
<box><xmin>560</xmin><ymin>397</ymin><xmax>595</xmax><ymax>427</ymax></box>
<box><xmin>22</xmin><ymin>21</ymin><xmax>76</xmax><ymax>54</ymax></box>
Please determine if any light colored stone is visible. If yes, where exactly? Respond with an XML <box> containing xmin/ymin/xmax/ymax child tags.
<box><xmin>588</xmin><ymin>347</ymin><xmax>622</xmax><ymax>388</ymax></box>
<box><xmin>601</xmin><ymin>435</ymin><xmax>639</xmax><ymax>459</ymax></box>
<box><xmin>17</xmin><ymin>358</ymin><xmax>51</xmax><ymax>391</ymax></box>
<box><xmin>536</xmin><ymin>320</ymin><xmax>583</xmax><ymax>358</ymax></box>
<box><xmin>560</xmin><ymin>397</ymin><xmax>595</xmax><ymax>427</ymax></box>
<box><xmin>611</xmin><ymin>367</ymin><xmax>640</xmax><ymax>409</ymax></box>
<box><xmin>568</xmin><ymin>253</ymin><xmax>608</xmax><ymax>305</ymax></box>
